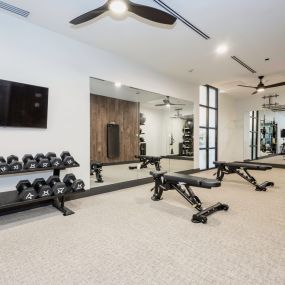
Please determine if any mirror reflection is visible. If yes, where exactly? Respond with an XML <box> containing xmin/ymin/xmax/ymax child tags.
<box><xmin>244</xmin><ymin>108</ymin><xmax>285</xmax><ymax>165</ymax></box>
<box><xmin>90</xmin><ymin>77</ymin><xmax>194</xmax><ymax>188</ymax></box>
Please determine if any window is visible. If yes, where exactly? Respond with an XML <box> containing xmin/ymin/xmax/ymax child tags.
<box><xmin>199</xmin><ymin>86</ymin><xmax>218</xmax><ymax>170</ymax></box>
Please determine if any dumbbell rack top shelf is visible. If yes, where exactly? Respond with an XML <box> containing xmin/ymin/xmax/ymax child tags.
<box><xmin>0</xmin><ymin>162</ymin><xmax>81</xmax><ymax>217</ymax></box>
<box><xmin>0</xmin><ymin>162</ymin><xmax>80</xmax><ymax>176</ymax></box>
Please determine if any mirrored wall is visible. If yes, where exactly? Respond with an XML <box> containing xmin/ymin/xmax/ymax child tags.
<box><xmin>90</xmin><ymin>77</ymin><xmax>194</xmax><ymax>188</ymax></box>
<box><xmin>244</xmin><ymin>109</ymin><xmax>285</xmax><ymax>166</ymax></box>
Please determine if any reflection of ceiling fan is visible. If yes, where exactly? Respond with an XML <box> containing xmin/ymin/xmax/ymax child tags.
<box><xmin>238</xmin><ymin>76</ymin><xmax>285</xmax><ymax>95</ymax></box>
<box><xmin>70</xmin><ymin>0</ymin><xmax>177</xmax><ymax>25</ymax></box>
<box><xmin>171</xmin><ymin>108</ymin><xmax>183</xmax><ymax>118</ymax></box>
<box><xmin>155</xmin><ymin>96</ymin><xmax>185</xmax><ymax>107</ymax></box>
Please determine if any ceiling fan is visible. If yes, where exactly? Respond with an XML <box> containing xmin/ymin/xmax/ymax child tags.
<box><xmin>171</xmin><ymin>108</ymin><xmax>183</xmax><ymax>118</ymax></box>
<box><xmin>238</xmin><ymin>76</ymin><xmax>285</xmax><ymax>95</ymax></box>
<box><xmin>70</xmin><ymin>0</ymin><xmax>177</xmax><ymax>25</ymax></box>
<box><xmin>155</xmin><ymin>96</ymin><xmax>185</xmax><ymax>107</ymax></box>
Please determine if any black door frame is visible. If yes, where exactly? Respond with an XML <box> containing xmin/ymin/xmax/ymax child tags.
<box><xmin>199</xmin><ymin>85</ymin><xmax>219</xmax><ymax>169</ymax></box>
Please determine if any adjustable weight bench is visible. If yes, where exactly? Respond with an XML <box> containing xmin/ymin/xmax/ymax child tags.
<box><xmin>129</xmin><ymin>155</ymin><xmax>162</xmax><ymax>171</ymax></box>
<box><xmin>213</xmin><ymin>161</ymin><xmax>274</xmax><ymax>191</ymax></box>
<box><xmin>150</xmin><ymin>171</ymin><xmax>229</xmax><ymax>224</ymax></box>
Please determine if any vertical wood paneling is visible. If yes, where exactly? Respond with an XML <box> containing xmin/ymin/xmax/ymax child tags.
<box><xmin>90</xmin><ymin>94</ymin><xmax>139</xmax><ymax>163</ymax></box>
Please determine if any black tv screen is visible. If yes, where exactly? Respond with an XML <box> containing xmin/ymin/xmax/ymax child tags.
<box><xmin>0</xmin><ymin>79</ymin><xmax>48</xmax><ymax>128</ymax></box>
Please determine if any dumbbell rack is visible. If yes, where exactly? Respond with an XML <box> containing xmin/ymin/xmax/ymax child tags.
<box><xmin>0</xmin><ymin>162</ymin><xmax>81</xmax><ymax>217</ymax></box>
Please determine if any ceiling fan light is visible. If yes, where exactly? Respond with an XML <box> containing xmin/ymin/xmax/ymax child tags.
<box><xmin>257</xmin><ymin>87</ymin><xmax>265</xmax><ymax>92</ymax></box>
<box><xmin>166</xmin><ymin>103</ymin><xmax>170</xmax><ymax>108</ymax></box>
<box><xmin>109</xmin><ymin>0</ymin><xmax>128</xmax><ymax>15</ymax></box>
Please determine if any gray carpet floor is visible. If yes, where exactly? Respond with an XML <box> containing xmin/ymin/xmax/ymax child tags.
<box><xmin>0</xmin><ymin>168</ymin><xmax>285</xmax><ymax>285</ymax></box>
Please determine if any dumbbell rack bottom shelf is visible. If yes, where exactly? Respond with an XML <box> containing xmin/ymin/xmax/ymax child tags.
<box><xmin>0</xmin><ymin>162</ymin><xmax>81</xmax><ymax>217</ymax></box>
<box><xmin>0</xmin><ymin>189</ymin><xmax>84</xmax><ymax>216</ymax></box>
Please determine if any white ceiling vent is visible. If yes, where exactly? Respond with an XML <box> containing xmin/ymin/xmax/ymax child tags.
<box><xmin>0</xmin><ymin>1</ymin><xmax>30</xmax><ymax>17</ymax></box>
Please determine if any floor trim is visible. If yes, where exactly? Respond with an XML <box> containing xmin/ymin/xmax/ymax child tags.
<box><xmin>242</xmin><ymin>159</ymin><xmax>285</xmax><ymax>169</ymax></box>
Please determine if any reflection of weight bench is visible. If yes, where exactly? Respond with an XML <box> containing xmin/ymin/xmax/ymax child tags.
<box><xmin>129</xmin><ymin>155</ymin><xmax>162</xmax><ymax>171</ymax></box>
<box><xmin>213</xmin><ymin>161</ymin><xmax>274</xmax><ymax>191</ymax></box>
<box><xmin>90</xmin><ymin>162</ymin><xmax>104</xmax><ymax>183</ymax></box>
<box><xmin>150</xmin><ymin>171</ymin><xmax>229</xmax><ymax>224</ymax></box>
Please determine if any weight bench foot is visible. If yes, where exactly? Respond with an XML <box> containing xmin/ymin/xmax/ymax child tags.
<box><xmin>191</xmin><ymin>203</ymin><xmax>229</xmax><ymax>224</ymax></box>
<box><xmin>255</xmin><ymin>181</ymin><xmax>274</xmax><ymax>191</ymax></box>
<box><xmin>151</xmin><ymin>195</ymin><xmax>163</xmax><ymax>201</ymax></box>
<box><xmin>53</xmin><ymin>198</ymin><xmax>75</xmax><ymax>216</ymax></box>
<box><xmin>129</xmin><ymin>166</ymin><xmax>137</xmax><ymax>170</ymax></box>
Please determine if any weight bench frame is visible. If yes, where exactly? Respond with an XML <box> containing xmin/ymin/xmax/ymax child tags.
<box><xmin>150</xmin><ymin>172</ymin><xmax>228</xmax><ymax>224</ymax></box>
<box><xmin>90</xmin><ymin>162</ymin><xmax>104</xmax><ymax>183</ymax></box>
<box><xmin>214</xmin><ymin>162</ymin><xmax>274</xmax><ymax>191</ymax></box>
<box><xmin>129</xmin><ymin>156</ymin><xmax>162</xmax><ymax>171</ymax></box>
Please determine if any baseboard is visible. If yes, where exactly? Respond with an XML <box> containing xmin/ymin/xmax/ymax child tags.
<box><xmin>242</xmin><ymin>160</ymin><xmax>285</xmax><ymax>169</ymax></box>
<box><xmin>101</xmin><ymin>160</ymin><xmax>139</xmax><ymax>166</ymax></box>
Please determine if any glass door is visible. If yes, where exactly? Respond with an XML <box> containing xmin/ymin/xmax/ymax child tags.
<box><xmin>199</xmin><ymin>85</ymin><xmax>218</xmax><ymax>170</ymax></box>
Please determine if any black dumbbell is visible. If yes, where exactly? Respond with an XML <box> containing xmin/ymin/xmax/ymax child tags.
<box><xmin>22</xmin><ymin>154</ymin><xmax>38</xmax><ymax>169</ymax></box>
<box><xmin>63</xmin><ymin>174</ymin><xmax>85</xmax><ymax>192</ymax></box>
<box><xmin>16</xmin><ymin>180</ymin><xmax>38</xmax><ymax>201</ymax></box>
<box><xmin>46</xmin><ymin>176</ymin><xmax>67</xmax><ymax>196</ymax></box>
<box><xmin>35</xmin><ymin>153</ymin><xmax>51</xmax><ymax>168</ymax></box>
<box><xmin>7</xmin><ymin>155</ymin><xmax>23</xmax><ymax>171</ymax></box>
<box><xmin>46</xmin><ymin>152</ymin><xmax>62</xmax><ymax>168</ymax></box>
<box><xmin>0</xmin><ymin>156</ymin><xmax>10</xmax><ymax>173</ymax></box>
<box><xmin>32</xmin><ymin>178</ymin><xmax>53</xmax><ymax>198</ymax></box>
<box><xmin>60</xmin><ymin>151</ymin><xmax>75</xmax><ymax>166</ymax></box>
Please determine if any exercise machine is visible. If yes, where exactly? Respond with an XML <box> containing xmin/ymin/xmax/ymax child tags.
<box><xmin>213</xmin><ymin>161</ymin><xmax>274</xmax><ymax>191</ymax></box>
<box><xmin>129</xmin><ymin>155</ymin><xmax>162</xmax><ymax>171</ymax></box>
<box><xmin>150</xmin><ymin>171</ymin><xmax>229</xmax><ymax>224</ymax></box>
<box><xmin>90</xmin><ymin>162</ymin><xmax>104</xmax><ymax>183</ymax></box>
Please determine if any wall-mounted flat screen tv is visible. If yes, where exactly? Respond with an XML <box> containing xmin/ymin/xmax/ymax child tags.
<box><xmin>0</xmin><ymin>79</ymin><xmax>48</xmax><ymax>128</ymax></box>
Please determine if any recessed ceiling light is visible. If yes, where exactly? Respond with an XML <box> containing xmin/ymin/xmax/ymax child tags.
<box><xmin>109</xmin><ymin>0</ymin><xmax>128</xmax><ymax>15</ymax></box>
<box><xmin>115</xmin><ymin>82</ymin><xmax>122</xmax><ymax>88</ymax></box>
<box><xmin>216</xmin><ymin>45</ymin><xmax>228</xmax><ymax>54</ymax></box>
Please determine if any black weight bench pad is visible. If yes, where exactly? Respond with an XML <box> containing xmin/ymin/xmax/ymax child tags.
<box><xmin>214</xmin><ymin>161</ymin><xmax>272</xmax><ymax>171</ymax></box>
<box><xmin>164</xmin><ymin>173</ymin><xmax>221</xmax><ymax>189</ymax></box>
<box><xmin>150</xmin><ymin>171</ymin><xmax>167</xmax><ymax>178</ymax></box>
<box><xmin>136</xmin><ymin>155</ymin><xmax>161</xmax><ymax>160</ymax></box>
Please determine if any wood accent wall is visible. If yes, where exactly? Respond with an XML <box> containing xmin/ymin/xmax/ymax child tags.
<box><xmin>90</xmin><ymin>94</ymin><xmax>139</xmax><ymax>163</ymax></box>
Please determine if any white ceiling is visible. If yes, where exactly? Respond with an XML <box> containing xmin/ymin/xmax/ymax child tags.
<box><xmin>2</xmin><ymin>0</ymin><xmax>285</xmax><ymax>97</ymax></box>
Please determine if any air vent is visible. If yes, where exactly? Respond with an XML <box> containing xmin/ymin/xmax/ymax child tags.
<box><xmin>153</xmin><ymin>0</ymin><xmax>210</xmax><ymax>40</ymax></box>
<box><xmin>231</xmin><ymin>56</ymin><xmax>256</xmax><ymax>74</ymax></box>
<box><xmin>0</xmin><ymin>1</ymin><xmax>30</xmax><ymax>17</ymax></box>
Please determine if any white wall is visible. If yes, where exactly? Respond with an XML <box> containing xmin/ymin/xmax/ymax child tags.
<box><xmin>0</xmin><ymin>13</ymin><xmax>199</xmax><ymax>191</ymax></box>
<box><xmin>218</xmin><ymin>93</ymin><xmax>241</xmax><ymax>162</ymax></box>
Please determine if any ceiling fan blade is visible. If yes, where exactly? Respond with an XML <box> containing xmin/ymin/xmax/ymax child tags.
<box><xmin>237</xmin><ymin>85</ymin><xmax>256</xmax><ymax>89</ymax></box>
<box><xmin>128</xmin><ymin>1</ymin><xmax>177</xmax><ymax>25</ymax></box>
<box><xmin>252</xmin><ymin>91</ymin><xmax>258</xmax><ymax>95</ymax></box>
<box><xmin>155</xmin><ymin>104</ymin><xmax>166</xmax><ymax>106</ymax></box>
<box><xmin>70</xmin><ymin>3</ymin><xmax>108</xmax><ymax>25</ymax></box>
<box><xmin>265</xmin><ymin>82</ymin><xmax>285</xmax><ymax>89</ymax></box>
<box><xmin>171</xmin><ymin>103</ymin><xmax>186</xmax><ymax>106</ymax></box>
